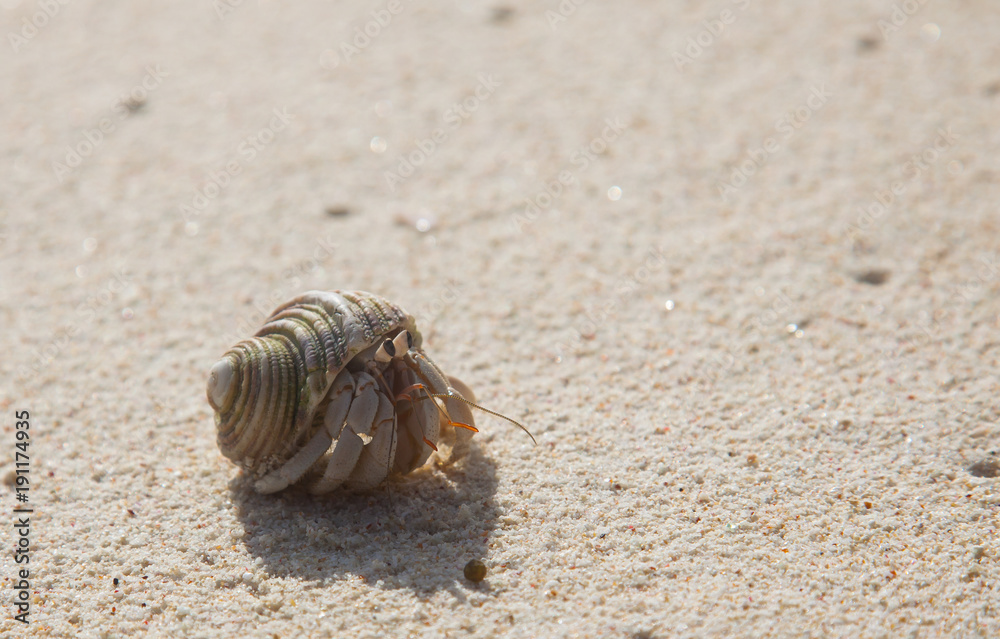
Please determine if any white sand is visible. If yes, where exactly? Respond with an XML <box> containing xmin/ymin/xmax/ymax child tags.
<box><xmin>2</xmin><ymin>0</ymin><xmax>999</xmax><ymax>636</ymax></box>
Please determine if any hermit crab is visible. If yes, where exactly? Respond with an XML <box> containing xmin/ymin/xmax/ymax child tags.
<box><xmin>206</xmin><ymin>290</ymin><xmax>531</xmax><ymax>494</ymax></box>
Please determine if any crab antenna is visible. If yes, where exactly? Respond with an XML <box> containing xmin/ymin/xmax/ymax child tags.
<box><xmin>431</xmin><ymin>393</ymin><xmax>536</xmax><ymax>445</ymax></box>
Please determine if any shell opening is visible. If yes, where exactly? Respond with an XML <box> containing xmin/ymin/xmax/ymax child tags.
<box><xmin>207</xmin><ymin>358</ymin><xmax>236</xmax><ymax>412</ymax></box>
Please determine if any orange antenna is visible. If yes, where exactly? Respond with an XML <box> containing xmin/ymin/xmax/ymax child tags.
<box><xmin>431</xmin><ymin>393</ymin><xmax>536</xmax><ymax>445</ymax></box>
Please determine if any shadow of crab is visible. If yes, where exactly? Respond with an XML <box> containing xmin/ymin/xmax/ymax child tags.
<box><xmin>230</xmin><ymin>444</ymin><xmax>499</xmax><ymax>594</ymax></box>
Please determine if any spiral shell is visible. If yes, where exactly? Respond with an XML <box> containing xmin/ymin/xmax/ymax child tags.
<box><xmin>206</xmin><ymin>290</ymin><xmax>477</xmax><ymax>494</ymax></box>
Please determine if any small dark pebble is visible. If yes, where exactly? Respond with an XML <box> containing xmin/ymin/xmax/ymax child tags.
<box><xmin>113</xmin><ymin>578</ymin><xmax>119</xmax><ymax>586</ymax></box>
<box><xmin>124</xmin><ymin>97</ymin><xmax>146</xmax><ymax>113</ymax></box>
<box><xmin>968</xmin><ymin>457</ymin><xmax>1000</xmax><ymax>478</ymax></box>
<box><xmin>855</xmin><ymin>269</ymin><xmax>890</xmax><ymax>285</ymax></box>
<box><xmin>324</xmin><ymin>206</ymin><xmax>351</xmax><ymax>218</ymax></box>
<box><xmin>491</xmin><ymin>6</ymin><xmax>514</xmax><ymax>23</ymax></box>
<box><xmin>464</xmin><ymin>559</ymin><xmax>487</xmax><ymax>582</ymax></box>
<box><xmin>856</xmin><ymin>36</ymin><xmax>880</xmax><ymax>52</ymax></box>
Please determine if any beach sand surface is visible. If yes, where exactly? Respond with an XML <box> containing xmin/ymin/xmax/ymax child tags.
<box><xmin>1</xmin><ymin>1</ymin><xmax>998</xmax><ymax>636</ymax></box>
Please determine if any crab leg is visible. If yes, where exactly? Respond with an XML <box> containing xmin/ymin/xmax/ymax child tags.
<box><xmin>347</xmin><ymin>396</ymin><xmax>397</xmax><ymax>489</ymax></box>
<box><xmin>392</xmin><ymin>369</ymin><xmax>441</xmax><ymax>473</ymax></box>
<box><xmin>309</xmin><ymin>372</ymin><xmax>381</xmax><ymax>493</ymax></box>
<box><xmin>406</xmin><ymin>350</ymin><xmax>477</xmax><ymax>463</ymax></box>
<box><xmin>254</xmin><ymin>369</ymin><xmax>355</xmax><ymax>494</ymax></box>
